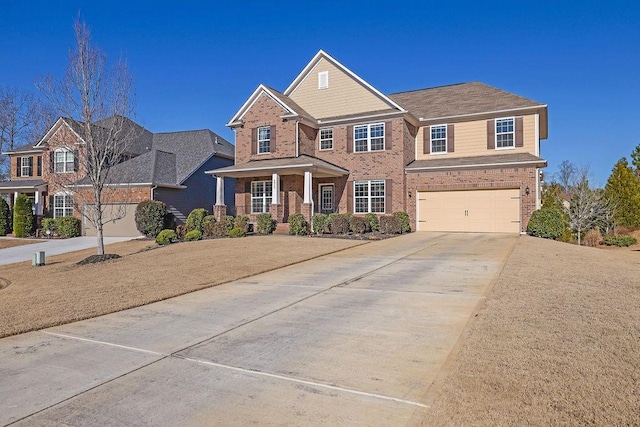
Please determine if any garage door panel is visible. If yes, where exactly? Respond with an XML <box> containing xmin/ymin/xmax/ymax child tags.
<box><xmin>84</xmin><ymin>203</ymin><xmax>140</xmax><ymax>237</ymax></box>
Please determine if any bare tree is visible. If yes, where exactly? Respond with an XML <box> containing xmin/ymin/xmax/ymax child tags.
<box><xmin>569</xmin><ymin>177</ymin><xmax>613</xmax><ymax>245</ymax></box>
<box><xmin>555</xmin><ymin>160</ymin><xmax>577</xmax><ymax>194</ymax></box>
<box><xmin>38</xmin><ymin>18</ymin><xmax>137</xmax><ymax>255</ymax></box>
<box><xmin>0</xmin><ymin>87</ymin><xmax>55</xmax><ymax>180</ymax></box>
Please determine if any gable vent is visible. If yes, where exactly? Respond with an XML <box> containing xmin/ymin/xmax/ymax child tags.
<box><xmin>318</xmin><ymin>71</ymin><xmax>328</xmax><ymax>89</ymax></box>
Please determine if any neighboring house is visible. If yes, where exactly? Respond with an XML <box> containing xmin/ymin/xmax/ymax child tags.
<box><xmin>207</xmin><ymin>50</ymin><xmax>548</xmax><ymax>233</ymax></box>
<box><xmin>0</xmin><ymin>116</ymin><xmax>234</xmax><ymax>236</ymax></box>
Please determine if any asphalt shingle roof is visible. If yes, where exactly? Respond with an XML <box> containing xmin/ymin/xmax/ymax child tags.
<box><xmin>406</xmin><ymin>153</ymin><xmax>547</xmax><ymax>171</ymax></box>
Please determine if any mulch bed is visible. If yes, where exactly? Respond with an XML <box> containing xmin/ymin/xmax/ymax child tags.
<box><xmin>76</xmin><ymin>254</ymin><xmax>122</xmax><ymax>265</ymax></box>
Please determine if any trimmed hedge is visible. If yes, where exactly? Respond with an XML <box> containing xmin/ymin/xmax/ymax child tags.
<box><xmin>185</xmin><ymin>229</ymin><xmax>202</xmax><ymax>241</ymax></box>
<box><xmin>330</xmin><ymin>214</ymin><xmax>350</xmax><ymax>234</ymax></box>
<box><xmin>364</xmin><ymin>213</ymin><xmax>379</xmax><ymax>232</ymax></box>
<box><xmin>156</xmin><ymin>229</ymin><xmax>177</xmax><ymax>245</ymax></box>
<box><xmin>234</xmin><ymin>215</ymin><xmax>250</xmax><ymax>232</ymax></box>
<box><xmin>42</xmin><ymin>218</ymin><xmax>56</xmax><ymax>235</ymax></box>
<box><xmin>349</xmin><ymin>216</ymin><xmax>367</xmax><ymax>234</ymax></box>
<box><xmin>393</xmin><ymin>212</ymin><xmax>411</xmax><ymax>233</ymax></box>
<box><xmin>228</xmin><ymin>227</ymin><xmax>247</xmax><ymax>238</ymax></box>
<box><xmin>205</xmin><ymin>221</ymin><xmax>229</xmax><ymax>238</ymax></box>
<box><xmin>312</xmin><ymin>214</ymin><xmax>328</xmax><ymax>235</ymax></box>
<box><xmin>527</xmin><ymin>208</ymin><xmax>566</xmax><ymax>240</ymax></box>
<box><xmin>135</xmin><ymin>200</ymin><xmax>168</xmax><ymax>238</ymax></box>
<box><xmin>185</xmin><ymin>208</ymin><xmax>208</xmax><ymax>234</ymax></box>
<box><xmin>13</xmin><ymin>194</ymin><xmax>33</xmax><ymax>237</ymax></box>
<box><xmin>379</xmin><ymin>215</ymin><xmax>401</xmax><ymax>234</ymax></box>
<box><xmin>288</xmin><ymin>213</ymin><xmax>308</xmax><ymax>236</ymax></box>
<box><xmin>56</xmin><ymin>216</ymin><xmax>80</xmax><ymax>238</ymax></box>
<box><xmin>256</xmin><ymin>213</ymin><xmax>276</xmax><ymax>235</ymax></box>
<box><xmin>222</xmin><ymin>215</ymin><xmax>235</xmax><ymax>233</ymax></box>
<box><xmin>603</xmin><ymin>234</ymin><xmax>637</xmax><ymax>247</ymax></box>
<box><xmin>0</xmin><ymin>197</ymin><xmax>10</xmax><ymax>236</ymax></box>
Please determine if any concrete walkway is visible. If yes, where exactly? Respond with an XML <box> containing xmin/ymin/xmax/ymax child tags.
<box><xmin>0</xmin><ymin>232</ymin><xmax>518</xmax><ymax>426</ymax></box>
<box><xmin>0</xmin><ymin>237</ymin><xmax>136</xmax><ymax>266</ymax></box>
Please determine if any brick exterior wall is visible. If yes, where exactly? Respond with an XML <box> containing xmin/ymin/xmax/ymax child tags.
<box><xmin>406</xmin><ymin>166</ymin><xmax>539</xmax><ymax>232</ymax></box>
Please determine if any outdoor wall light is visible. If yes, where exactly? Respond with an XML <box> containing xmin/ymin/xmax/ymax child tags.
<box><xmin>525</xmin><ymin>186</ymin><xmax>530</xmax><ymax>195</ymax></box>
<box><xmin>408</xmin><ymin>190</ymin><xmax>412</xmax><ymax>198</ymax></box>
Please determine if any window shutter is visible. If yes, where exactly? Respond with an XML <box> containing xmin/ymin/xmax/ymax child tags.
<box><xmin>244</xmin><ymin>181</ymin><xmax>251</xmax><ymax>193</ymax></box>
<box><xmin>487</xmin><ymin>120</ymin><xmax>495</xmax><ymax>150</ymax></box>
<box><xmin>423</xmin><ymin>128</ymin><xmax>430</xmax><ymax>154</ymax></box>
<box><xmin>447</xmin><ymin>124</ymin><xmax>455</xmax><ymax>153</ymax></box>
<box><xmin>251</xmin><ymin>128</ymin><xmax>257</xmax><ymax>155</ymax></box>
<box><xmin>49</xmin><ymin>152</ymin><xmax>54</xmax><ymax>172</ymax></box>
<box><xmin>270</xmin><ymin>125</ymin><xmax>276</xmax><ymax>153</ymax></box>
<box><xmin>385</xmin><ymin>121</ymin><xmax>393</xmax><ymax>150</ymax></box>
<box><xmin>515</xmin><ymin>117</ymin><xmax>524</xmax><ymax>147</ymax></box>
<box><xmin>346</xmin><ymin>125</ymin><xmax>353</xmax><ymax>153</ymax></box>
<box><xmin>48</xmin><ymin>195</ymin><xmax>54</xmax><ymax>216</ymax></box>
<box><xmin>73</xmin><ymin>150</ymin><xmax>79</xmax><ymax>172</ymax></box>
<box><xmin>346</xmin><ymin>181</ymin><xmax>353</xmax><ymax>213</ymax></box>
<box><xmin>385</xmin><ymin>179</ymin><xmax>392</xmax><ymax>214</ymax></box>
<box><xmin>28</xmin><ymin>157</ymin><xmax>33</xmax><ymax>176</ymax></box>
<box><xmin>16</xmin><ymin>157</ymin><xmax>21</xmax><ymax>177</ymax></box>
<box><xmin>37</xmin><ymin>156</ymin><xmax>42</xmax><ymax>176</ymax></box>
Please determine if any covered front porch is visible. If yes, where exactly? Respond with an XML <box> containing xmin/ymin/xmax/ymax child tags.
<box><xmin>206</xmin><ymin>155</ymin><xmax>349</xmax><ymax>225</ymax></box>
<box><xmin>0</xmin><ymin>179</ymin><xmax>48</xmax><ymax>216</ymax></box>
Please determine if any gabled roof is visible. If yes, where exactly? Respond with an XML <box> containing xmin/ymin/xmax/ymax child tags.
<box><xmin>227</xmin><ymin>84</ymin><xmax>315</xmax><ymax>127</ymax></box>
<box><xmin>283</xmin><ymin>50</ymin><xmax>406</xmax><ymax>113</ymax></box>
<box><xmin>389</xmin><ymin>82</ymin><xmax>545</xmax><ymax>120</ymax></box>
<box><xmin>206</xmin><ymin>154</ymin><xmax>348</xmax><ymax>178</ymax></box>
<box><xmin>35</xmin><ymin>117</ymin><xmax>85</xmax><ymax>148</ymax></box>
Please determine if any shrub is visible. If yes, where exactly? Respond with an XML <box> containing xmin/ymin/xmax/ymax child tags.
<box><xmin>365</xmin><ymin>213</ymin><xmax>379</xmax><ymax>232</ymax></box>
<box><xmin>41</xmin><ymin>218</ymin><xmax>56</xmax><ymax>235</ymax></box>
<box><xmin>175</xmin><ymin>224</ymin><xmax>186</xmax><ymax>240</ymax></box>
<box><xmin>311</xmin><ymin>214</ymin><xmax>328</xmax><ymax>235</ymax></box>
<box><xmin>379</xmin><ymin>215</ymin><xmax>402</xmax><ymax>234</ymax></box>
<box><xmin>330</xmin><ymin>214</ymin><xmax>350</xmax><ymax>234</ymax></box>
<box><xmin>583</xmin><ymin>229</ymin><xmax>603</xmax><ymax>247</ymax></box>
<box><xmin>0</xmin><ymin>197</ymin><xmax>11</xmax><ymax>236</ymax></box>
<box><xmin>202</xmin><ymin>215</ymin><xmax>216</xmax><ymax>228</ymax></box>
<box><xmin>185</xmin><ymin>230</ymin><xmax>202</xmax><ymax>241</ymax></box>
<box><xmin>222</xmin><ymin>215</ymin><xmax>235</xmax><ymax>232</ymax></box>
<box><xmin>228</xmin><ymin>227</ymin><xmax>246</xmax><ymax>238</ymax></box>
<box><xmin>205</xmin><ymin>221</ymin><xmax>229</xmax><ymax>238</ymax></box>
<box><xmin>288</xmin><ymin>213</ymin><xmax>308</xmax><ymax>236</ymax></box>
<box><xmin>603</xmin><ymin>234</ymin><xmax>637</xmax><ymax>247</ymax></box>
<box><xmin>135</xmin><ymin>200</ymin><xmax>168</xmax><ymax>238</ymax></box>
<box><xmin>156</xmin><ymin>229</ymin><xmax>177</xmax><ymax>245</ymax></box>
<box><xmin>13</xmin><ymin>194</ymin><xmax>33</xmax><ymax>237</ymax></box>
<box><xmin>326</xmin><ymin>213</ymin><xmax>340</xmax><ymax>231</ymax></box>
<box><xmin>349</xmin><ymin>216</ymin><xmax>367</xmax><ymax>234</ymax></box>
<box><xmin>185</xmin><ymin>208</ymin><xmax>208</xmax><ymax>233</ymax></box>
<box><xmin>527</xmin><ymin>208</ymin><xmax>566</xmax><ymax>240</ymax></box>
<box><xmin>234</xmin><ymin>215</ymin><xmax>250</xmax><ymax>232</ymax></box>
<box><xmin>256</xmin><ymin>213</ymin><xmax>276</xmax><ymax>235</ymax></box>
<box><xmin>56</xmin><ymin>216</ymin><xmax>81</xmax><ymax>238</ymax></box>
<box><xmin>393</xmin><ymin>212</ymin><xmax>411</xmax><ymax>233</ymax></box>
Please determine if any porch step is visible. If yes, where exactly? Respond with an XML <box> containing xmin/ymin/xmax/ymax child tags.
<box><xmin>273</xmin><ymin>223</ymin><xmax>290</xmax><ymax>235</ymax></box>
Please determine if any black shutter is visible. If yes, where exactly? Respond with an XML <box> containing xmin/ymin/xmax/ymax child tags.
<box><xmin>515</xmin><ymin>117</ymin><xmax>524</xmax><ymax>147</ymax></box>
<box><xmin>37</xmin><ymin>156</ymin><xmax>42</xmax><ymax>176</ymax></box>
<box><xmin>251</xmin><ymin>128</ymin><xmax>257</xmax><ymax>155</ymax></box>
<box><xmin>270</xmin><ymin>125</ymin><xmax>276</xmax><ymax>153</ymax></box>
<box><xmin>48</xmin><ymin>195</ymin><xmax>54</xmax><ymax>216</ymax></box>
<box><xmin>49</xmin><ymin>152</ymin><xmax>54</xmax><ymax>172</ymax></box>
<box><xmin>447</xmin><ymin>124</ymin><xmax>455</xmax><ymax>153</ymax></box>
<box><xmin>346</xmin><ymin>181</ymin><xmax>353</xmax><ymax>213</ymax></box>
<box><xmin>385</xmin><ymin>179</ymin><xmax>392</xmax><ymax>214</ymax></box>
<box><xmin>28</xmin><ymin>157</ymin><xmax>33</xmax><ymax>176</ymax></box>
<box><xmin>244</xmin><ymin>180</ymin><xmax>251</xmax><ymax>193</ymax></box>
<box><xmin>423</xmin><ymin>127</ymin><xmax>430</xmax><ymax>154</ymax></box>
<box><xmin>487</xmin><ymin>120</ymin><xmax>495</xmax><ymax>150</ymax></box>
<box><xmin>16</xmin><ymin>157</ymin><xmax>21</xmax><ymax>177</ymax></box>
<box><xmin>73</xmin><ymin>150</ymin><xmax>79</xmax><ymax>172</ymax></box>
<box><xmin>385</xmin><ymin>121</ymin><xmax>392</xmax><ymax>150</ymax></box>
<box><xmin>346</xmin><ymin>126</ymin><xmax>353</xmax><ymax>153</ymax></box>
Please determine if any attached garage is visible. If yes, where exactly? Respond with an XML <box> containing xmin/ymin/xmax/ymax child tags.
<box><xmin>417</xmin><ymin>188</ymin><xmax>521</xmax><ymax>233</ymax></box>
<box><xmin>83</xmin><ymin>203</ymin><xmax>140</xmax><ymax>237</ymax></box>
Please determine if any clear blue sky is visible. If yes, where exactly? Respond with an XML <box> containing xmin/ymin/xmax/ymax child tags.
<box><xmin>1</xmin><ymin>0</ymin><xmax>639</xmax><ymax>186</ymax></box>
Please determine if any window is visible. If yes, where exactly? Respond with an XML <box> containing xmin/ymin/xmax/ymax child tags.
<box><xmin>21</xmin><ymin>157</ymin><xmax>32</xmax><ymax>176</ymax></box>
<box><xmin>354</xmin><ymin>180</ymin><xmax>385</xmax><ymax>213</ymax></box>
<box><xmin>53</xmin><ymin>193</ymin><xmax>73</xmax><ymax>218</ymax></box>
<box><xmin>430</xmin><ymin>125</ymin><xmax>447</xmax><ymax>154</ymax></box>
<box><xmin>354</xmin><ymin>123</ymin><xmax>384</xmax><ymax>152</ymax></box>
<box><xmin>318</xmin><ymin>71</ymin><xmax>328</xmax><ymax>89</ymax></box>
<box><xmin>257</xmin><ymin>127</ymin><xmax>271</xmax><ymax>154</ymax></box>
<box><xmin>495</xmin><ymin>118</ymin><xmax>515</xmax><ymax>149</ymax></box>
<box><xmin>251</xmin><ymin>180</ymin><xmax>272</xmax><ymax>213</ymax></box>
<box><xmin>319</xmin><ymin>128</ymin><xmax>333</xmax><ymax>150</ymax></box>
<box><xmin>54</xmin><ymin>148</ymin><xmax>75</xmax><ymax>173</ymax></box>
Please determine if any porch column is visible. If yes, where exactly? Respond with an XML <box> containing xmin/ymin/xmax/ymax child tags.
<box><xmin>303</xmin><ymin>171</ymin><xmax>312</xmax><ymax>204</ymax></box>
<box><xmin>13</xmin><ymin>192</ymin><xmax>18</xmax><ymax>207</ymax></box>
<box><xmin>272</xmin><ymin>173</ymin><xmax>280</xmax><ymax>205</ymax></box>
<box><xmin>34</xmin><ymin>190</ymin><xmax>41</xmax><ymax>215</ymax></box>
<box><xmin>215</xmin><ymin>176</ymin><xmax>225</xmax><ymax>206</ymax></box>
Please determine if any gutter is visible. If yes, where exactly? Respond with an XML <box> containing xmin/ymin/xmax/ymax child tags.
<box><xmin>418</xmin><ymin>104</ymin><xmax>547</xmax><ymax>122</ymax></box>
<box><xmin>406</xmin><ymin>159</ymin><xmax>547</xmax><ymax>172</ymax></box>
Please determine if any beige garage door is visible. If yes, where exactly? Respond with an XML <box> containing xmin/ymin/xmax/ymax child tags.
<box><xmin>417</xmin><ymin>189</ymin><xmax>521</xmax><ymax>233</ymax></box>
<box><xmin>83</xmin><ymin>203</ymin><xmax>140</xmax><ymax>237</ymax></box>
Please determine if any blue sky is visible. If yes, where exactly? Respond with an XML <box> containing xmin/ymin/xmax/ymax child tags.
<box><xmin>1</xmin><ymin>0</ymin><xmax>639</xmax><ymax>186</ymax></box>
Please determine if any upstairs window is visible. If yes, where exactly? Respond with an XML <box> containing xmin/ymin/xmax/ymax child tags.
<box><xmin>319</xmin><ymin>128</ymin><xmax>333</xmax><ymax>150</ymax></box>
<box><xmin>354</xmin><ymin>123</ymin><xmax>385</xmax><ymax>152</ymax></box>
<box><xmin>251</xmin><ymin>180</ymin><xmax>272</xmax><ymax>213</ymax></box>
<box><xmin>257</xmin><ymin>126</ymin><xmax>271</xmax><ymax>154</ymax></box>
<box><xmin>318</xmin><ymin>71</ymin><xmax>328</xmax><ymax>89</ymax></box>
<box><xmin>496</xmin><ymin>118</ymin><xmax>515</xmax><ymax>149</ymax></box>
<box><xmin>20</xmin><ymin>157</ymin><xmax>33</xmax><ymax>177</ymax></box>
<box><xmin>354</xmin><ymin>180</ymin><xmax>385</xmax><ymax>214</ymax></box>
<box><xmin>54</xmin><ymin>148</ymin><xmax>75</xmax><ymax>173</ymax></box>
<box><xmin>430</xmin><ymin>125</ymin><xmax>447</xmax><ymax>154</ymax></box>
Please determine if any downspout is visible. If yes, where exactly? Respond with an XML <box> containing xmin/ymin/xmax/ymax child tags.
<box><xmin>151</xmin><ymin>185</ymin><xmax>157</xmax><ymax>201</ymax></box>
<box><xmin>295</xmin><ymin>121</ymin><xmax>299</xmax><ymax>158</ymax></box>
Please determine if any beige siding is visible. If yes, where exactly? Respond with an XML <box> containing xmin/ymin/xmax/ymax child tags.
<box><xmin>288</xmin><ymin>57</ymin><xmax>391</xmax><ymax>119</ymax></box>
<box><xmin>416</xmin><ymin>114</ymin><xmax>537</xmax><ymax>160</ymax></box>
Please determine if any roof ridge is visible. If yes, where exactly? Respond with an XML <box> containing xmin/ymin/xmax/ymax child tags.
<box><xmin>389</xmin><ymin>82</ymin><xmax>473</xmax><ymax>95</ymax></box>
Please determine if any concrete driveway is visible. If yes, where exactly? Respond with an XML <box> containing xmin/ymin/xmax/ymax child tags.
<box><xmin>0</xmin><ymin>232</ymin><xmax>517</xmax><ymax>426</ymax></box>
<box><xmin>0</xmin><ymin>237</ymin><xmax>136</xmax><ymax>266</ymax></box>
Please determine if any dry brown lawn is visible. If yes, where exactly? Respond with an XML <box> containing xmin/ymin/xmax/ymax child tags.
<box><xmin>424</xmin><ymin>236</ymin><xmax>640</xmax><ymax>426</ymax></box>
<box><xmin>0</xmin><ymin>238</ymin><xmax>44</xmax><ymax>249</ymax></box>
<box><xmin>0</xmin><ymin>236</ymin><xmax>364</xmax><ymax>338</ymax></box>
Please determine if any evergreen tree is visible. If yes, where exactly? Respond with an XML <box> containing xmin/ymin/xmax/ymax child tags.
<box><xmin>13</xmin><ymin>194</ymin><xmax>34</xmax><ymax>237</ymax></box>
<box><xmin>604</xmin><ymin>158</ymin><xmax>640</xmax><ymax>228</ymax></box>
<box><xmin>0</xmin><ymin>197</ymin><xmax>10</xmax><ymax>235</ymax></box>
<box><xmin>541</xmin><ymin>182</ymin><xmax>567</xmax><ymax>213</ymax></box>
<box><xmin>631</xmin><ymin>144</ymin><xmax>640</xmax><ymax>177</ymax></box>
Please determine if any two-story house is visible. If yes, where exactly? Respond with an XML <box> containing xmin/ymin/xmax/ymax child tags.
<box><xmin>209</xmin><ymin>50</ymin><xmax>548</xmax><ymax>234</ymax></box>
<box><xmin>0</xmin><ymin>116</ymin><xmax>235</xmax><ymax>236</ymax></box>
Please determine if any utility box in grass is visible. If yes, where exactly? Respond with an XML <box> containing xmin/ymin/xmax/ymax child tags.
<box><xmin>32</xmin><ymin>251</ymin><xmax>45</xmax><ymax>266</ymax></box>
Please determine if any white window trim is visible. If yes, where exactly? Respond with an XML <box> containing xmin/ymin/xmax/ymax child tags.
<box><xmin>257</xmin><ymin>126</ymin><xmax>271</xmax><ymax>154</ymax></box>
<box><xmin>251</xmin><ymin>180</ymin><xmax>272</xmax><ymax>213</ymax></box>
<box><xmin>354</xmin><ymin>123</ymin><xmax>385</xmax><ymax>153</ymax></box>
<box><xmin>495</xmin><ymin>117</ymin><xmax>515</xmax><ymax>150</ymax></box>
<box><xmin>54</xmin><ymin>148</ymin><xmax>75</xmax><ymax>173</ymax></box>
<box><xmin>354</xmin><ymin>180</ymin><xmax>385</xmax><ymax>214</ymax></box>
<box><xmin>430</xmin><ymin>124</ymin><xmax>448</xmax><ymax>155</ymax></box>
<box><xmin>318</xmin><ymin>71</ymin><xmax>328</xmax><ymax>89</ymax></box>
<box><xmin>319</xmin><ymin>128</ymin><xmax>333</xmax><ymax>151</ymax></box>
<box><xmin>21</xmin><ymin>157</ymin><xmax>32</xmax><ymax>176</ymax></box>
<box><xmin>53</xmin><ymin>192</ymin><xmax>73</xmax><ymax>218</ymax></box>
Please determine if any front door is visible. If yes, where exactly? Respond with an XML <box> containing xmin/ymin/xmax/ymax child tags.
<box><xmin>319</xmin><ymin>184</ymin><xmax>334</xmax><ymax>214</ymax></box>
